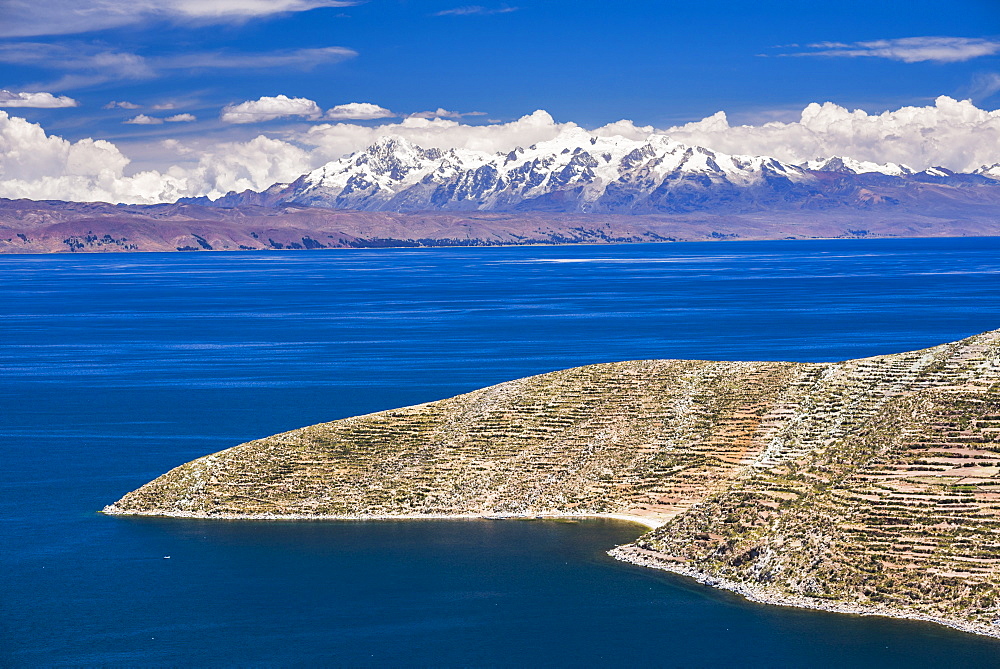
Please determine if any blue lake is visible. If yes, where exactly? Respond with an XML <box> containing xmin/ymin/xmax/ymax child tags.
<box><xmin>4</xmin><ymin>238</ymin><xmax>1000</xmax><ymax>666</ymax></box>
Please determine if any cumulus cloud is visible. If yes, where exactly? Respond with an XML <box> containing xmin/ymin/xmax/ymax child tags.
<box><xmin>783</xmin><ymin>37</ymin><xmax>1000</xmax><ymax>64</ymax></box>
<box><xmin>221</xmin><ymin>95</ymin><xmax>323</xmax><ymax>124</ymax></box>
<box><xmin>0</xmin><ymin>111</ymin><xmax>188</xmax><ymax>202</ymax></box>
<box><xmin>408</xmin><ymin>108</ymin><xmax>487</xmax><ymax>119</ymax></box>
<box><xmin>663</xmin><ymin>96</ymin><xmax>1000</xmax><ymax>172</ymax></box>
<box><xmin>303</xmin><ymin>110</ymin><xmax>577</xmax><ymax>161</ymax></box>
<box><xmin>105</xmin><ymin>100</ymin><xmax>141</xmax><ymax>109</ymax></box>
<box><xmin>433</xmin><ymin>5</ymin><xmax>517</xmax><ymax>16</ymax></box>
<box><xmin>124</xmin><ymin>112</ymin><xmax>196</xmax><ymax>124</ymax></box>
<box><xmin>590</xmin><ymin>119</ymin><xmax>655</xmax><ymax>140</ymax></box>
<box><xmin>0</xmin><ymin>111</ymin><xmax>311</xmax><ymax>203</ymax></box>
<box><xmin>160</xmin><ymin>138</ymin><xmax>194</xmax><ymax>155</ymax></box>
<box><xmin>409</xmin><ymin>108</ymin><xmax>463</xmax><ymax>119</ymax></box>
<box><xmin>0</xmin><ymin>90</ymin><xmax>79</xmax><ymax>108</ymax></box>
<box><xmin>189</xmin><ymin>135</ymin><xmax>313</xmax><ymax>196</ymax></box>
<box><xmin>0</xmin><ymin>0</ymin><xmax>360</xmax><ymax>38</ymax></box>
<box><xmin>124</xmin><ymin>114</ymin><xmax>163</xmax><ymax>125</ymax></box>
<box><xmin>325</xmin><ymin>102</ymin><xmax>395</xmax><ymax>120</ymax></box>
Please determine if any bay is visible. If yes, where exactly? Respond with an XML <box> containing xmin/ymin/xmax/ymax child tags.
<box><xmin>4</xmin><ymin>238</ymin><xmax>1000</xmax><ymax>666</ymax></box>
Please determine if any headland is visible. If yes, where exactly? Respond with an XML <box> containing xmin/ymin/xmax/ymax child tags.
<box><xmin>106</xmin><ymin>330</ymin><xmax>1000</xmax><ymax>638</ymax></box>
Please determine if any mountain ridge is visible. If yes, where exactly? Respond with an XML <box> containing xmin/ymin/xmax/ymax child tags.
<box><xmin>184</xmin><ymin>133</ymin><xmax>1000</xmax><ymax>215</ymax></box>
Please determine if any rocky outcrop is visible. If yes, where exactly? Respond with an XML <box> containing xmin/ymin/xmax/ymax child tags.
<box><xmin>106</xmin><ymin>330</ymin><xmax>1000</xmax><ymax>636</ymax></box>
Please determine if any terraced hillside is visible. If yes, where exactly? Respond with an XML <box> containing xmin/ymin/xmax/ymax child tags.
<box><xmin>106</xmin><ymin>330</ymin><xmax>1000</xmax><ymax>636</ymax></box>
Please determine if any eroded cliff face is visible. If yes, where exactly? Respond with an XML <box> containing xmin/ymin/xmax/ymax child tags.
<box><xmin>106</xmin><ymin>331</ymin><xmax>1000</xmax><ymax>634</ymax></box>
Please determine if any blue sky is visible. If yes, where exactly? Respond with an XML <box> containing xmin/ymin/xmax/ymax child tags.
<box><xmin>3</xmin><ymin>0</ymin><xmax>1000</xmax><ymax>135</ymax></box>
<box><xmin>1</xmin><ymin>0</ymin><xmax>999</xmax><ymax>203</ymax></box>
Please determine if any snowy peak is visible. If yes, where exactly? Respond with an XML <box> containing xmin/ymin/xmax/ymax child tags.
<box><xmin>281</xmin><ymin>132</ymin><xmax>817</xmax><ymax>213</ymax></box>
<box><xmin>803</xmin><ymin>156</ymin><xmax>914</xmax><ymax>176</ymax></box>
<box><xmin>974</xmin><ymin>163</ymin><xmax>1000</xmax><ymax>181</ymax></box>
<box><xmin>921</xmin><ymin>166</ymin><xmax>954</xmax><ymax>178</ymax></box>
<box><xmin>291</xmin><ymin>136</ymin><xmax>492</xmax><ymax>209</ymax></box>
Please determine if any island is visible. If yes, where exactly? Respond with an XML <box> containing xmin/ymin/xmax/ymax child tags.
<box><xmin>105</xmin><ymin>330</ymin><xmax>1000</xmax><ymax>638</ymax></box>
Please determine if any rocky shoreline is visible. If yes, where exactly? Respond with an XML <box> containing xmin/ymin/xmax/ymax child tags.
<box><xmin>608</xmin><ymin>544</ymin><xmax>1000</xmax><ymax>641</ymax></box>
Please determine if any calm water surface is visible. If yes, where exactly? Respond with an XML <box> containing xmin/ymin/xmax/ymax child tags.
<box><xmin>4</xmin><ymin>238</ymin><xmax>1000</xmax><ymax>666</ymax></box>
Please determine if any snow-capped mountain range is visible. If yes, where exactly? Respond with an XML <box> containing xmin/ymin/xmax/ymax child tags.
<box><xmin>195</xmin><ymin>131</ymin><xmax>1000</xmax><ymax>214</ymax></box>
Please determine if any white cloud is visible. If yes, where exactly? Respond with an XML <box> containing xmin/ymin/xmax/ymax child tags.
<box><xmin>408</xmin><ymin>108</ymin><xmax>487</xmax><ymax>119</ymax></box>
<box><xmin>433</xmin><ymin>5</ymin><xmax>517</xmax><ymax>16</ymax></box>
<box><xmin>0</xmin><ymin>111</ymin><xmax>188</xmax><ymax>202</ymax></box>
<box><xmin>160</xmin><ymin>138</ymin><xmax>194</xmax><ymax>155</ymax></box>
<box><xmin>124</xmin><ymin>112</ymin><xmax>196</xmax><ymax>124</ymax></box>
<box><xmin>409</xmin><ymin>108</ymin><xmax>463</xmax><ymax>119</ymax></box>
<box><xmin>0</xmin><ymin>90</ymin><xmax>79</xmax><ymax>108</ymax></box>
<box><xmin>104</xmin><ymin>100</ymin><xmax>142</xmax><ymax>110</ymax></box>
<box><xmin>189</xmin><ymin>135</ymin><xmax>313</xmax><ymax>196</ymax></box>
<box><xmin>221</xmin><ymin>95</ymin><xmax>323</xmax><ymax>124</ymax></box>
<box><xmin>971</xmin><ymin>72</ymin><xmax>1000</xmax><ymax>101</ymax></box>
<box><xmin>784</xmin><ymin>37</ymin><xmax>1000</xmax><ymax>64</ymax></box>
<box><xmin>663</xmin><ymin>96</ymin><xmax>1000</xmax><ymax>172</ymax></box>
<box><xmin>169</xmin><ymin>0</ymin><xmax>357</xmax><ymax>18</ymax></box>
<box><xmin>124</xmin><ymin>114</ymin><xmax>163</xmax><ymax>125</ymax></box>
<box><xmin>0</xmin><ymin>0</ymin><xmax>360</xmax><ymax>38</ymax></box>
<box><xmin>325</xmin><ymin>102</ymin><xmax>395</xmax><ymax>120</ymax></box>
<box><xmin>0</xmin><ymin>42</ymin><xmax>355</xmax><ymax>90</ymax></box>
<box><xmin>589</xmin><ymin>119</ymin><xmax>654</xmax><ymax>140</ymax></box>
<box><xmin>0</xmin><ymin>111</ymin><xmax>311</xmax><ymax>203</ymax></box>
<box><xmin>0</xmin><ymin>42</ymin><xmax>156</xmax><ymax>90</ymax></box>
<box><xmin>161</xmin><ymin>46</ymin><xmax>355</xmax><ymax>70</ymax></box>
<box><xmin>303</xmin><ymin>110</ymin><xmax>577</xmax><ymax>161</ymax></box>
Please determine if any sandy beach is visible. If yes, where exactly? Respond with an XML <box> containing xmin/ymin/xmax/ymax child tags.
<box><xmin>101</xmin><ymin>506</ymin><xmax>666</xmax><ymax>530</ymax></box>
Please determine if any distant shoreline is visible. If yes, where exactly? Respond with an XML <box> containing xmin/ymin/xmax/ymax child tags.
<box><xmin>4</xmin><ymin>194</ymin><xmax>999</xmax><ymax>254</ymax></box>
<box><xmin>6</xmin><ymin>233</ymin><xmax>1000</xmax><ymax>257</ymax></box>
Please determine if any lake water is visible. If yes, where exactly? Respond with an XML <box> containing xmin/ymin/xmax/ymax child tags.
<box><xmin>4</xmin><ymin>238</ymin><xmax>1000</xmax><ymax>667</ymax></box>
